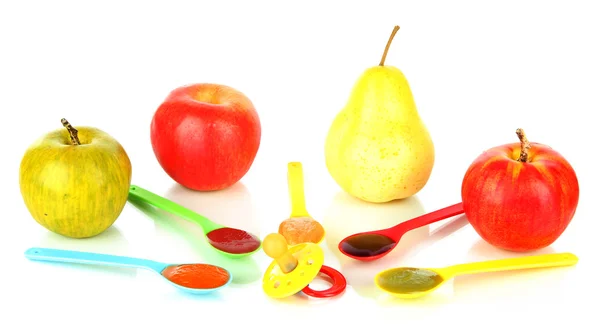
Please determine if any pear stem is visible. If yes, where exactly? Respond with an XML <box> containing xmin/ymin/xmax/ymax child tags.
<box><xmin>379</xmin><ymin>25</ymin><xmax>400</xmax><ymax>66</ymax></box>
<box><xmin>516</xmin><ymin>128</ymin><xmax>531</xmax><ymax>162</ymax></box>
<box><xmin>61</xmin><ymin>118</ymin><xmax>81</xmax><ymax>145</ymax></box>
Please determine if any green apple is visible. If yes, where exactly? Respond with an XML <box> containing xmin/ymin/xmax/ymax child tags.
<box><xmin>19</xmin><ymin>118</ymin><xmax>132</xmax><ymax>238</ymax></box>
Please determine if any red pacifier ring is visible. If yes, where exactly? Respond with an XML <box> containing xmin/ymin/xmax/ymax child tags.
<box><xmin>301</xmin><ymin>265</ymin><xmax>346</xmax><ymax>298</ymax></box>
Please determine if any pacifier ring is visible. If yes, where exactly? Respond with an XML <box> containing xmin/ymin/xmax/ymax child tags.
<box><xmin>301</xmin><ymin>265</ymin><xmax>346</xmax><ymax>298</ymax></box>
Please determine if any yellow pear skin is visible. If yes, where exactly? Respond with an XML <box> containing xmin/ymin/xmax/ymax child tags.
<box><xmin>325</xmin><ymin>26</ymin><xmax>434</xmax><ymax>203</ymax></box>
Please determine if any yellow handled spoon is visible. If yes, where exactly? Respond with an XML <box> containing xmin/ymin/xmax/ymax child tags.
<box><xmin>278</xmin><ymin>162</ymin><xmax>325</xmax><ymax>246</ymax></box>
<box><xmin>375</xmin><ymin>252</ymin><xmax>578</xmax><ymax>299</ymax></box>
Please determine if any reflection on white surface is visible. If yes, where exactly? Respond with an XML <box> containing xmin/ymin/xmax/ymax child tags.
<box><xmin>375</xmin><ymin>285</ymin><xmax>455</xmax><ymax>306</ymax></box>
<box><xmin>323</xmin><ymin>191</ymin><xmax>427</xmax><ymax>247</ymax></box>
<box><xmin>128</xmin><ymin>182</ymin><xmax>262</xmax><ymax>285</ymax></box>
<box><xmin>35</xmin><ymin>226</ymin><xmax>136</xmax><ymax>278</ymax></box>
<box><xmin>39</xmin><ymin>225</ymin><xmax>130</xmax><ymax>254</ymax></box>
<box><xmin>165</xmin><ymin>181</ymin><xmax>260</xmax><ymax>237</ymax></box>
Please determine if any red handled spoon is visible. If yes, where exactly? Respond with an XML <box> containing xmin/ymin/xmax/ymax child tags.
<box><xmin>338</xmin><ymin>202</ymin><xmax>464</xmax><ymax>261</ymax></box>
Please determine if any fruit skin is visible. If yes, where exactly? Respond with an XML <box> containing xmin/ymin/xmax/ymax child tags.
<box><xmin>461</xmin><ymin>141</ymin><xmax>579</xmax><ymax>252</ymax></box>
<box><xmin>150</xmin><ymin>83</ymin><xmax>261</xmax><ymax>191</ymax></box>
<box><xmin>324</xmin><ymin>27</ymin><xmax>434</xmax><ymax>203</ymax></box>
<box><xmin>19</xmin><ymin>125</ymin><xmax>132</xmax><ymax>238</ymax></box>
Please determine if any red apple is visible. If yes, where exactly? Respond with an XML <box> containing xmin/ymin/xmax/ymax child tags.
<box><xmin>461</xmin><ymin>128</ymin><xmax>579</xmax><ymax>252</ymax></box>
<box><xmin>150</xmin><ymin>83</ymin><xmax>261</xmax><ymax>191</ymax></box>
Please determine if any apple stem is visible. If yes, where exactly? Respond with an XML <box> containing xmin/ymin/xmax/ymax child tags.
<box><xmin>516</xmin><ymin>128</ymin><xmax>531</xmax><ymax>162</ymax></box>
<box><xmin>379</xmin><ymin>25</ymin><xmax>400</xmax><ymax>66</ymax></box>
<box><xmin>61</xmin><ymin>118</ymin><xmax>81</xmax><ymax>145</ymax></box>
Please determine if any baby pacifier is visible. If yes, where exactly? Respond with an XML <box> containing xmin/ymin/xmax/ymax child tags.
<box><xmin>262</xmin><ymin>233</ymin><xmax>346</xmax><ymax>299</ymax></box>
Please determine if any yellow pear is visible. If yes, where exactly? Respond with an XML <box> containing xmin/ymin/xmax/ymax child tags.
<box><xmin>324</xmin><ymin>25</ymin><xmax>434</xmax><ymax>203</ymax></box>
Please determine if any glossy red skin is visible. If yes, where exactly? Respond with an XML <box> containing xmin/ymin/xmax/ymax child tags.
<box><xmin>461</xmin><ymin>142</ymin><xmax>579</xmax><ymax>252</ymax></box>
<box><xmin>151</xmin><ymin>83</ymin><xmax>261</xmax><ymax>191</ymax></box>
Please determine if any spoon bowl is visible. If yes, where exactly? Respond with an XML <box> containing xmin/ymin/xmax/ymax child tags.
<box><xmin>338</xmin><ymin>231</ymin><xmax>397</xmax><ymax>261</ymax></box>
<box><xmin>375</xmin><ymin>252</ymin><xmax>578</xmax><ymax>299</ymax></box>
<box><xmin>25</xmin><ymin>247</ymin><xmax>232</xmax><ymax>294</ymax></box>
<box><xmin>128</xmin><ymin>185</ymin><xmax>261</xmax><ymax>258</ymax></box>
<box><xmin>338</xmin><ymin>202</ymin><xmax>464</xmax><ymax>261</ymax></box>
<box><xmin>375</xmin><ymin>266</ymin><xmax>447</xmax><ymax>299</ymax></box>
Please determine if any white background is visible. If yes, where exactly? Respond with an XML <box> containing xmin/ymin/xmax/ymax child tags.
<box><xmin>1</xmin><ymin>0</ymin><xmax>598</xmax><ymax>323</ymax></box>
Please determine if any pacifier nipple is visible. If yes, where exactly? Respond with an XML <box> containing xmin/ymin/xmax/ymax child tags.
<box><xmin>263</xmin><ymin>233</ymin><xmax>297</xmax><ymax>273</ymax></box>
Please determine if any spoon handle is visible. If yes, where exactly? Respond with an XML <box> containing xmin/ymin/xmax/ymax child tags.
<box><xmin>24</xmin><ymin>247</ymin><xmax>167</xmax><ymax>273</ymax></box>
<box><xmin>445</xmin><ymin>252</ymin><xmax>579</xmax><ymax>277</ymax></box>
<box><xmin>287</xmin><ymin>162</ymin><xmax>309</xmax><ymax>217</ymax></box>
<box><xmin>128</xmin><ymin>185</ymin><xmax>222</xmax><ymax>233</ymax></box>
<box><xmin>390</xmin><ymin>202</ymin><xmax>464</xmax><ymax>238</ymax></box>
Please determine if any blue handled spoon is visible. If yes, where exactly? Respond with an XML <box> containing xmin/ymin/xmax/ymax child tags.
<box><xmin>25</xmin><ymin>247</ymin><xmax>232</xmax><ymax>294</ymax></box>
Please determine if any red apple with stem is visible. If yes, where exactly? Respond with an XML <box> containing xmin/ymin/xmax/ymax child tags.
<box><xmin>461</xmin><ymin>128</ymin><xmax>579</xmax><ymax>252</ymax></box>
<box><xmin>151</xmin><ymin>83</ymin><xmax>261</xmax><ymax>191</ymax></box>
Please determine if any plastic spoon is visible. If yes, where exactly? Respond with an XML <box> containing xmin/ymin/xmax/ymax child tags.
<box><xmin>338</xmin><ymin>202</ymin><xmax>464</xmax><ymax>261</ymax></box>
<box><xmin>25</xmin><ymin>247</ymin><xmax>232</xmax><ymax>294</ymax></box>
<box><xmin>278</xmin><ymin>162</ymin><xmax>325</xmax><ymax>245</ymax></box>
<box><xmin>128</xmin><ymin>185</ymin><xmax>261</xmax><ymax>258</ymax></box>
<box><xmin>375</xmin><ymin>252</ymin><xmax>578</xmax><ymax>299</ymax></box>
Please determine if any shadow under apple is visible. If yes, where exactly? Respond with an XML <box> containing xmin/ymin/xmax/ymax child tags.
<box><xmin>451</xmin><ymin>238</ymin><xmax>574</xmax><ymax>301</ymax></box>
<box><xmin>37</xmin><ymin>225</ymin><xmax>135</xmax><ymax>278</ymax></box>
<box><xmin>128</xmin><ymin>181</ymin><xmax>261</xmax><ymax>285</ymax></box>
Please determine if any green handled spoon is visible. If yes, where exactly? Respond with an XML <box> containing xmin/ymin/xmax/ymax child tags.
<box><xmin>128</xmin><ymin>185</ymin><xmax>261</xmax><ymax>258</ymax></box>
